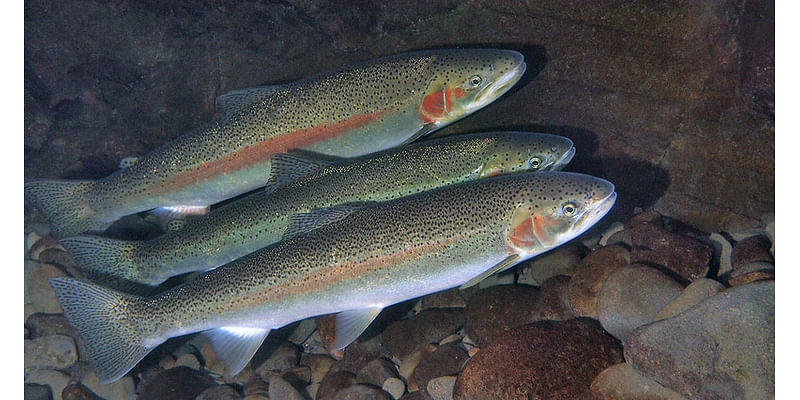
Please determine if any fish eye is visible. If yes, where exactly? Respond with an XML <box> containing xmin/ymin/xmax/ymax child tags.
<box><xmin>468</xmin><ymin>75</ymin><xmax>483</xmax><ymax>87</ymax></box>
<box><xmin>562</xmin><ymin>202</ymin><xmax>578</xmax><ymax>216</ymax></box>
<box><xmin>529</xmin><ymin>156</ymin><xmax>542</xmax><ymax>169</ymax></box>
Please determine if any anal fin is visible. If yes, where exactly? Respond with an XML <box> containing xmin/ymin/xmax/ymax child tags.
<box><xmin>333</xmin><ymin>307</ymin><xmax>383</xmax><ymax>350</ymax></box>
<box><xmin>459</xmin><ymin>254</ymin><xmax>520</xmax><ymax>290</ymax></box>
<box><xmin>204</xmin><ymin>326</ymin><xmax>271</xmax><ymax>377</ymax></box>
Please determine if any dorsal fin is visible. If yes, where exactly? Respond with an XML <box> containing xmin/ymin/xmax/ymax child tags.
<box><xmin>283</xmin><ymin>204</ymin><xmax>366</xmax><ymax>240</ymax></box>
<box><xmin>216</xmin><ymin>85</ymin><xmax>282</xmax><ymax>116</ymax></box>
<box><xmin>264</xmin><ymin>153</ymin><xmax>336</xmax><ymax>194</ymax></box>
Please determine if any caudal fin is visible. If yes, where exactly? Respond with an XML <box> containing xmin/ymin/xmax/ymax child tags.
<box><xmin>24</xmin><ymin>179</ymin><xmax>101</xmax><ymax>238</ymax></box>
<box><xmin>48</xmin><ymin>277</ymin><xmax>159</xmax><ymax>383</ymax></box>
<box><xmin>60</xmin><ymin>235</ymin><xmax>144</xmax><ymax>283</ymax></box>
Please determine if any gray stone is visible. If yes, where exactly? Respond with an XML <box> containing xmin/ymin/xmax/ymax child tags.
<box><xmin>654</xmin><ymin>278</ymin><xmax>725</xmax><ymax>320</ymax></box>
<box><xmin>24</xmin><ymin>369</ymin><xmax>70</xmax><ymax>400</ymax></box>
<box><xmin>568</xmin><ymin>245</ymin><xmax>631</xmax><ymax>318</ymax></box>
<box><xmin>518</xmin><ymin>244</ymin><xmax>585</xmax><ymax>286</ymax></box>
<box><xmin>382</xmin><ymin>377</ymin><xmax>406</xmax><ymax>400</ymax></box>
<box><xmin>173</xmin><ymin>353</ymin><xmax>201</xmax><ymax>370</ymax></box>
<box><xmin>300</xmin><ymin>353</ymin><xmax>338</xmax><ymax>384</ymax></box>
<box><xmin>195</xmin><ymin>385</ymin><xmax>243</xmax><ymax>400</ymax></box>
<box><xmin>597</xmin><ymin>264</ymin><xmax>683</xmax><ymax>341</ymax></box>
<box><xmin>383</xmin><ymin>308</ymin><xmax>464</xmax><ymax>359</ymax></box>
<box><xmin>24</xmin><ymin>261</ymin><xmax>65</xmax><ymax>318</ymax></box>
<box><xmin>625</xmin><ymin>281</ymin><xmax>774</xmax><ymax>400</ymax></box>
<box><xmin>590</xmin><ymin>363</ymin><xmax>688</xmax><ymax>400</ymax></box>
<box><xmin>256</xmin><ymin>342</ymin><xmax>300</xmax><ymax>375</ymax></box>
<box><xmin>356</xmin><ymin>358</ymin><xmax>398</xmax><ymax>387</ymax></box>
<box><xmin>288</xmin><ymin>318</ymin><xmax>318</xmax><ymax>345</ymax></box>
<box><xmin>317</xmin><ymin>371</ymin><xmax>356</xmax><ymax>400</ymax></box>
<box><xmin>80</xmin><ymin>371</ymin><xmax>136</xmax><ymax>400</ymax></box>
<box><xmin>427</xmin><ymin>376</ymin><xmax>456</xmax><ymax>400</ymax></box>
<box><xmin>24</xmin><ymin>383</ymin><xmax>52</xmax><ymax>400</ymax></box>
<box><xmin>268</xmin><ymin>376</ymin><xmax>305</xmax><ymax>400</ymax></box>
<box><xmin>24</xmin><ymin>335</ymin><xmax>78</xmax><ymax>371</ymax></box>
<box><xmin>329</xmin><ymin>384</ymin><xmax>393</xmax><ymax>400</ymax></box>
<box><xmin>535</xmin><ymin>275</ymin><xmax>577</xmax><ymax>321</ymax></box>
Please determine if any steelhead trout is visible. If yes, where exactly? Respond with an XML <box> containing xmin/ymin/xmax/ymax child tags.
<box><xmin>50</xmin><ymin>171</ymin><xmax>616</xmax><ymax>383</ymax></box>
<box><xmin>26</xmin><ymin>49</ymin><xmax>526</xmax><ymax>238</ymax></box>
<box><xmin>61</xmin><ymin>132</ymin><xmax>575</xmax><ymax>287</ymax></box>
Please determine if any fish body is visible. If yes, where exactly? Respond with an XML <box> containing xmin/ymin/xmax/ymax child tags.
<box><xmin>50</xmin><ymin>171</ymin><xmax>616</xmax><ymax>383</ymax></box>
<box><xmin>26</xmin><ymin>49</ymin><xmax>526</xmax><ymax>238</ymax></box>
<box><xmin>61</xmin><ymin>132</ymin><xmax>575</xmax><ymax>287</ymax></box>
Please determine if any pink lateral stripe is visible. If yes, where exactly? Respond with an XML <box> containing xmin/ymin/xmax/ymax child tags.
<box><xmin>155</xmin><ymin>108</ymin><xmax>394</xmax><ymax>192</ymax></box>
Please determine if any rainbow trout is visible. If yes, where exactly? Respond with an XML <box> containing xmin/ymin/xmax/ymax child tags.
<box><xmin>26</xmin><ymin>49</ymin><xmax>526</xmax><ymax>238</ymax></box>
<box><xmin>61</xmin><ymin>132</ymin><xmax>575</xmax><ymax>287</ymax></box>
<box><xmin>50</xmin><ymin>171</ymin><xmax>616</xmax><ymax>383</ymax></box>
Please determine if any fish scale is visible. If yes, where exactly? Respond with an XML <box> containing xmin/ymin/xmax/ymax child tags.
<box><xmin>50</xmin><ymin>171</ymin><xmax>616</xmax><ymax>384</ymax></box>
<box><xmin>26</xmin><ymin>49</ymin><xmax>526</xmax><ymax>238</ymax></box>
<box><xmin>61</xmin><ymin>131</ymin><xmax>576</xmax><ymax>287</ymax></box>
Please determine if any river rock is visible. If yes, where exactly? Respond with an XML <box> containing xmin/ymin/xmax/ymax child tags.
<box><xmin>242</xmin><ymin>377</ymin><xmax>269</xmax><ymax>397</ymax></box>
<box><xmin>317</xmin><ymin>371</ymin><xmax>356</xmax><ymax>400</ymax></box>
<box><xmin>24</xmin><ymin>260</ymin><xmax>65</xmax><ymax>318</ymax></box>
<box><xmin>629</xmin><ymin>223</ymin><xmax>712</xmax><ymax>282</ymax></box>
<box><xmin>727</xmin><ymin>263</ymin><xmax>775</xmax><ymax>286</ymax></box>
<box><xmin>730</xmin><ymin>234</ymin><xmax>773</xmax><ymax>268</ymax></box>
<box><xmin>567</xmin><ymin>244</ymin><xmax>631</xmax><ymax>318</ymax></box>
<box><xmin>288</xmin><ymin>318</ymin><xmax>318</xmax><ymax>345</ymax></box>
<box><xmin>400</xmin><ymin>392</ymin><xmax>433</xmax><ymax>400</ymax></box>
<box><xmin>62</xmin><ymin>384</ymin><xmax>103</xmax><ymax>400</ymax></box>
<box><xmin>356</xmin><ymin>358</ymin><xmax>398</xmax><ymax>387</ymax></box>
<box><xmin>590</xmin><ymin>363</ymin><xmax>687</xmax><ymax>400</ymax></box>
<box><xmin>333</xmin><ymin>333</ymin><xmax>387</xmax><ymax>374</ymax></box>
<box><xmin>463</xmin><ymin>285</ymin><xmax>540</xmax><ymax>347</ymax></box>
<box><xmin>427</xmin><ymin>376</ymin><xmax>457</xmax><ymax>400</ymax></box>
<box><xmin>25</xmin><ymin>313</ymin><xmax>79</xmax><ymax>342</ymax></box>
<box><xmin>597</xmin><ymin>264</ymin><xmax>683</xmax><ymax>341</ymax></box>
<box><xmin>24</xmin><ymin>383</ymin><xmax>52</xmax><ymax>400</ymax></box>
<box><xmin>316</xmin><ymin>313</ymin><xmax>344</xmax><ymax>359</ymax></box>
<box><xmin>518</xmin><ymin>243</ymin><xmax>585</xmax><ymax>286</ymax></box>
<box><xmin>382</xmin><ymin>377</ymin><xmax>406</xmax><ymax>400</ymax></box>
<box><xmin>25</xmin><ymin>369</ymin><xmax>70</xmax><ymax>400</ymax></box>
<box><xmin>138</xmin><ymin>366</ymin><xmax>215</xmax><ymax>400</ymax></box>
<box><xmin>80</xmin><ymin>371</ymin><xmax>136</xmax><ymax>400</ymax></box>
<box><xmin>625</xmin><ymin>281</ymin><xmax>774</xmax><ymax>399</ymax></box>
<box><xmin>173</xmin><ymin>353</ymin><xmax>200</xmax><ymax>370</ymax></box>
<box><xmin>24</xmin><ymin>335</ymin><xmax>78</xmax><ymax>371</ymax></box>
<box><xmin>256</xmin><ymin>342</ymin><xmax>300</xmax><ymax>376</ymax></box>
<box><xmin>329</xmin><ymin>384</ymin><xmax>393</xmax><ymax>400</ymax></box>
<box><xmin>654</xmin><ymin>278</ymin><xmax>725</xmax><ymax>320</ymax></box>
<box><xmin>196</xmin><ymin>385</ymin><xmax>243</xmax><ymax>400</ymax></box>
<box><xmin>398</xmin><ymin>344</ymin><xmax>437</xmax><ymax>385</ymax></box>
<box><xmin>383</xmin><ymin>308</ymin><xmax>464</xmax><ymax>359</ymax></box>
<box><xmin>268</xmin><ymin>375</ymin><xmax>305</xmax><ymax>400</ymax></box>
<box><xmin>410</xmin><ymin>343</ymin><xmax>469</xmax><ymax>395</ymax></box>
<box><xmin>300</xmin><ymin>353</ymin><xmax>337</xmax><ymax>384</ymax></box>
<box><xmin>535</xmin><ymin>275</ymin><xmax>577</xmax><ymax>321</ymax></box>
<box><xmin>453</xmin><ymin>318</ymin><xmax>623</xmax><ymax>400</ymax></box>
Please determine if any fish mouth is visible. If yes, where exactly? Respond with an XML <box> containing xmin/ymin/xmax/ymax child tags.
<box><xmin>573</xmin><ymin>190</ymin><xmax>617</xmax><ymax>235</ymax></box>
<box><xmin>468</xmin><ymin>57</ymin><xmax>527</xmax><ymax>113</ymax></box>
<box><xmin>552</xmin><ymin>147</ymin><xmax>576</xmax><ymax>170</ymax></box>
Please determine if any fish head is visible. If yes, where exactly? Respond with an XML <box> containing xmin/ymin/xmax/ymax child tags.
<box><xmin>417</xmin><ymin>49</ymin><xmax>526</xmax><ymax>126</ymax></box>
<box><xmin>506</xmin><ymin>172</ymin><xmax>616</xmax><ymax>256</ymax></box>
<box><xmin>474</xmin><ymin>132</ymin><xmax>576</xmax><ymax>178</ymax></box>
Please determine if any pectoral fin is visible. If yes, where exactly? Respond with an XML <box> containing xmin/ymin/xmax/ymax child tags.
<box><xmin>400</xmin><ymin>122</ymin><xmax>437</xmax><ymax>146</ymax></box>
<box><xmin>459</xmin><ymin>254</ymin><xmax>520</xmax><ymax>290</ymax></box>
<box><xmin>204</xmin><ymin>326</ymin><xmax>271</xmax><ymax>377</ymax></box>
<box><xmin>333</xmin><ymin>307</ymin><xmax>383</xmax><ymax>350</ymax></box>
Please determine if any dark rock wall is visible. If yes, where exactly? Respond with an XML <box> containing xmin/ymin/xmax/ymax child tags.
<box><xmin>24</xmin><ymin>0</ymin><xmax>774</xmax><ymax>233</ymax></box>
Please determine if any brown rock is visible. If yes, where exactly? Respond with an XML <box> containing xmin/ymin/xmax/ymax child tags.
<box><xmin>317</xmin><ymin>371</ymin><xmax>357</xmax><ymax>400</ymax></box>
<box><xmin>463</xmin><ymin>285</ymin><xmax>540</xmax><ymax>347</ymax></box>
<box><xmin>419</xmin><ymin>288</ymin><xmax>467</xmax><ymax>309</ymax></box>
<box><xmin>398</xmin><ymin>345</ymin><xmax>437</xmax><ymax>389</ymax></box>
<box><xmin>24</xmin><ymin>261</ymin><xmax>66</xmax><ymax>317</ymax></box>
<box><xmin>196</xmin><ymin>385</ymin><xmax>243</xmax><ymax>400</ymax></box>
<box><xmin>727</xmin><ymin>268</ymin><xmax>774</xmax><ymax>287</ymax></box>
<box><xmin>255</xmin><ymin>342</ymin><xmax>300</xmax><ymax>376</ymax></box>
<box><xmin>535</xmin><ymin>275</ymin><xmax>577</xmax><ymax>321</ymax></box>
<box><xmin>654</xmin><ymin>278</ymin><xmax>725</xmax><ymax>320</ymax></box>
<box><xmin>300</xmin><ymin>353</ymin><xmax>338</xmax><ymax>384</ymax></box>
<box><xmin>629</xmin><ymin>223</ymin><xmax>712</xmax><ymax>282</ymax></box>
<box><xmin>282</xmin><ymin>365</ymin><xmax>313</xmax><ymax>388</ymax></box>
<box><xmin>242</xmin><ymin>377</ymin><xmax>269</xmax><ymax>397</ymax></box>
<box><xmin>333</xmin><ymin>333</ymin><xmax>387</xmax><ymax>375</ymax></box>
<box><xmin>25</xmin><ymin>383</ymin><xmax>52</xmax><ymax>400</ymax></box>
<box><xmin>268</xmin><ymin>375</ymin><xmax>304</xmax><ymax>400</ymax></box>
<box><xmin>518</xmin><ymin>243</ymin><xmax>585</xmax><ymax>285</ymax></box>
<box><xmin>453</xmin><ymin>318</ymin><xmax>623</xmax><ymax>400</ymax></box>
<box><xmin>625</xmin><ymin>209</ymin><xmax>663</xmax><ymax>228</ymax></box>
<box><xmin>355</xmin><ymin>358</ymin><xmax>398</xmax><ymax>387</ymax></box>
<box><xmin>590</xmin><ymin>363</ymin><xmax>687</xmax><ymax>400</ymax></box>
<box><xmin>62</xmin><ymin>384</ymin><xmax>103</xmax><ymax>400</ymax></box>
<box><xmin>568</xmin><ymin>245</ymin><xmax>631</xmax><ymax>318</ymax></box>
<box><xmin>329</xmin><ymin>384</ymin><xmax>393</xmax><ymax>400</ymax></box>
<box><xmin>316</xmin><ymin>314</ymin><xmax>344</xmax><ymax>359</ymax></box>
<box><xmin>731</xmin><ymin>234</ymin><xmax>774</xmax><ymax>268</ymax></box>
<box><xmin>382</xmin><ymin>308</ymin><xmax>464</xmax><ymax>359</ymax></box>
<box><xmin>410</xmin><ymin>343</ymin><xmax>469</xmax><ymax>396</ymax></box>
<box><xmin>38</xmin><ymin>248</ymin><xmax>76</xmax><ymax>269</ymax></box>
<box><xmin>400</xmin><ymin>392</ymin><xmax>433</xmax><ymax>400</ymax></box>
<box><xmin>596</xmin><ymin>264</ymin><xmax>684</xmax><ymax>341</ymax></box>
<box><xmin>138</xmin><ymin>367</ymin><xmax>215</xmax><ymax>400</ymax></box>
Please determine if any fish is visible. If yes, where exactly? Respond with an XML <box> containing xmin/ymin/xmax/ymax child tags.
<box><xmin>49</xmin><ymin>171</ymin><xmax>616</xmax><ymax>383</ymax></box>
<box><xmin>25</xmin><ymin>49</ymin><xmax>527</xmax><ymax>238</ymax></box>
<box><xmin>60</xmin><ymin>131</ymin><xmax>576</xmax><ymax>288</ymax></box>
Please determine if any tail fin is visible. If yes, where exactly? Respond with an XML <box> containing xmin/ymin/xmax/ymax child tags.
<box><xmin>60</xmin><ymin>235</ymin><xmax>143</xmax><ymax>283</ymax></box>
<box><xmin>24</xmin><ymin>179</ymin><xmax>101</xmax><ymax>238</ymax></box>
<box><xmin>48</xmin><ymin>277</ymin><xmax>159</xmax><ymax>383</ymax></box>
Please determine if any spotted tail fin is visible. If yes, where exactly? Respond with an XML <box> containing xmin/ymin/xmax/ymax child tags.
<box><xmin>48</xmin><ymin>277</ymin><xmax>160</xmax><ymax>384</ymax></box>
<box><xmin>24</xmin><ymin>179</ymin><xmax>102</xmax><ymax>238</ymax></box>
